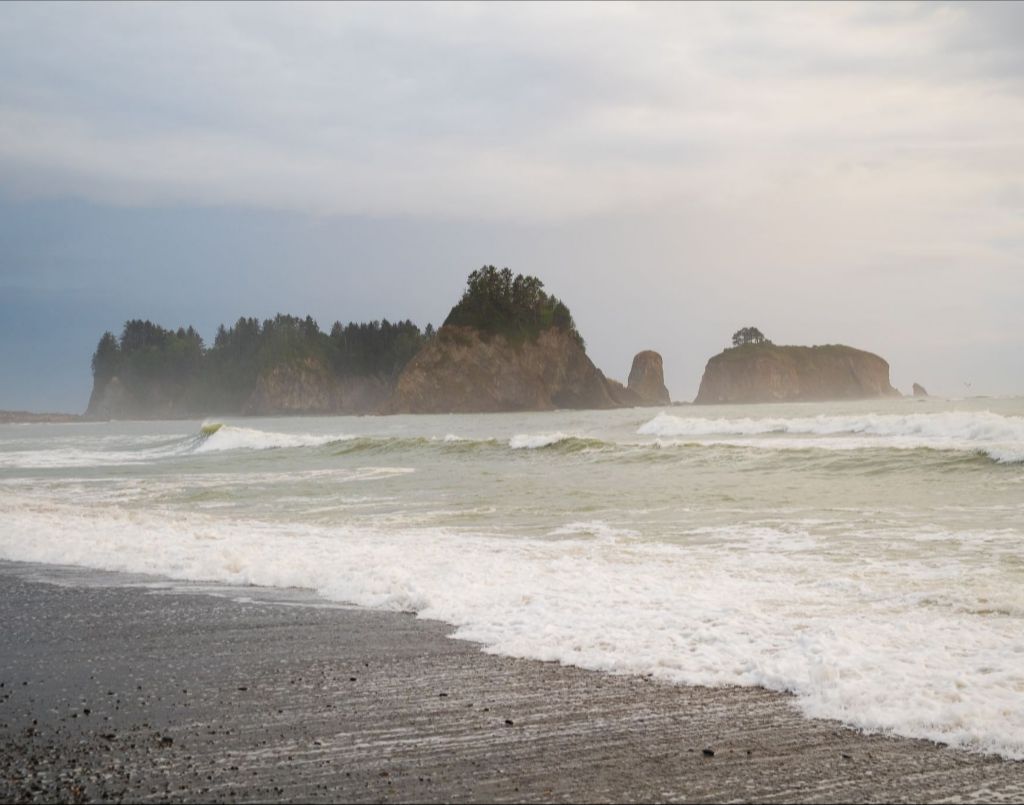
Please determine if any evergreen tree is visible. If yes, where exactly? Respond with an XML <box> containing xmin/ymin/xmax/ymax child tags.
<box><xmin>91</xmin><ymin>332</ymin><xmax>120</xmax><ymax>383</ymax></box>
<box><xmin>444</xmin><ymin>266</ymin><xmax>583</xmax><ymax>346</ymax></box>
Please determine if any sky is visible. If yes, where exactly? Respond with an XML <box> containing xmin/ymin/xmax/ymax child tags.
<box><xmin>1</xmin><ymin>1</ymin><xmax>1022</xmax><ymax>411</ymax></box>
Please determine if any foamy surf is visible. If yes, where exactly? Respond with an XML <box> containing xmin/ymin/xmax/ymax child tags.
<box><xmin>0</xmin><ymin>438</ymin><xmax>196</xmax><ymax>469</ymax></box>
<box><xmin>2</xmin><ymin>400</ymin><xmax>1021</xmax><ymax>759</ymax></box>
<box><xmin>1</xmin><ymin>493</ymin><xmax>1022</xmax><ymax>759</ymax></box>
<box><xmin>639</xmin><ymin>411</ymin><xmax>1024</xmax><ymax>463</ymax></box>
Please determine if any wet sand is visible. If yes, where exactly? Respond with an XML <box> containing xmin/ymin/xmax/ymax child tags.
<box><xmin>1</xmin><ymin>562</ymin><xmax>1022</xmax><ymax>803</ymax></box>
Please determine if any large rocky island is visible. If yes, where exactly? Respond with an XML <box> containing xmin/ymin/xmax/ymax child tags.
<box><xmin>695</xmin><ymin>339</ymin><xmax>901</xmax><ymax>404</ymax></box>
<box><xmin>384</xmin><ymin>266</ymin><xmax>671</xmax><ymax>413</ymax></box>
<box><xmin>85</xmin><ymin>267</ymin><xmax>672</xmax><ymax>418</ymax></box>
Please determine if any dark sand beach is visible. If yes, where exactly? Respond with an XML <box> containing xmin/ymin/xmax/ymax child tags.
<box><xmin>1</xmin><ymin>562</ymin><xmax>1022</xmax><ymax>804</ymax></box>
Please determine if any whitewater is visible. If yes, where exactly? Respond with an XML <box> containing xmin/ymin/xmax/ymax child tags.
<box><xmin>1</xmin><ymin>396</ymin><xmax>1023</xmax><ymax>758</ymax></box>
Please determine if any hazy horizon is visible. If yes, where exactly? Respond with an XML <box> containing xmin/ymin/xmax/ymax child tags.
<box><xmin>2</xmin><ymin>2</ymin><xmax>1023</xmax><ymax>411</ymax></box>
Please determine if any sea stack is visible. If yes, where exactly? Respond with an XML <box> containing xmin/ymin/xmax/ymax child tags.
<box><xmin>912</xmin><ymin>383</ymin><xmax>929</xmax><ymax>397</ymax></box>
<box><xmin>627</xmin><ymin>350</ymin><xmax>671</xmax><ymax>405</ymax></box>
<box><xmin>694</xmin><ymin>343</ymin><xmax>901</xmax><ymax>404</ymax></box>
<box><xmin>384</xmin><ymin>266</ymin><xmax>619</xmax><ymax>413</ymax></box>
<box><xmin>384</xmin><ymin>325</ymin><xmax>617</xmax><ymax>413</ymax></box>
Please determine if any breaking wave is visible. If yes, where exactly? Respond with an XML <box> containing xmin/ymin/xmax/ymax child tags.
<box><xmin>195</xmin><ymin>425</ymin><xmax>355</xmax><ymax>453</ymax></box>
<box><xmin>4</xmin><ymin>413</ymin><xmax>1023</xmax><ymax>471</ymax></box>
<box><xmin>508</xmin><ymin>433</ymin><xmax>608</xmax><ymax>452</ymax></box>
<box><xmin>638</xmin><ymin>411</ymin><xmax>1024</xmax><ymax>464</ymax></box>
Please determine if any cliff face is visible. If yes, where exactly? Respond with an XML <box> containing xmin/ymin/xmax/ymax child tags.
<box><xmin>383</xmin><ymin>326</ymin><xmax>618</xmax><ymax>414</ymax></box>
<box><xmin>694</xmin><ymin>344</ymin><xmax>901</xmax><ymax>404</ymax></box>
<box><xmin>86</xmin><ymin>376</ymin><xmax>194</xmax><ymax>420</ymax></box>
<box><xmin>242</xmin><ymin>358</ymin><xmax>344</xmax><ymax>415</ymax></box>
<box><xmin>87</xmin><ymin>358</ymin><xmax>395</xmax><ymax>420</ymax></box>
<box><xmin>627</xmin><ymin>351</ymin><xmax>671</xmax><ymax>405</ymax></box>
<box><xmin>244</xmin><ymin>360</ymin><xmax>393</xmax><ymax>416</ymax></box>
<box><xmin>86</xmin><ymin>376</ymin><xmax>128</xmax><ymax>420</ymax></box>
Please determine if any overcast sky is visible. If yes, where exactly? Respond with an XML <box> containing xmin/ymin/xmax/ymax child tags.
<box><xmin>1</xmin><ymin>1</ymin><xmax>1022</xmax><ymax>411</ymax></box>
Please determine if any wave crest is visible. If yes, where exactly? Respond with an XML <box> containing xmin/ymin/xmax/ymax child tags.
<box><xmin>195</xmin><ymin>425</ymin><xmax>354</xmax><ymax>453</ymax></box>
<box><xmin>638</xmin><ymin>411</ymin><xmax>1024</xmax><ymax>464</ymax></box>
<box><xmin>508</xmin><ymin>433</ymin><xmax>608</xmax><ymax>452</ymax></box>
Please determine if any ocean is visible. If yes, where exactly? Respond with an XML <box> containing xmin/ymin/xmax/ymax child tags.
<box><xmin>1</xmin><ymin>396</ymin><xmax>1022</xmax><ymax>758</ymax></box>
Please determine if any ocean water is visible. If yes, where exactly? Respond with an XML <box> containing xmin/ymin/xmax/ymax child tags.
<box><xmin>2</xmin><ymin>397</ymin><xmax>1023</xmax><ymax>758</ymax></box>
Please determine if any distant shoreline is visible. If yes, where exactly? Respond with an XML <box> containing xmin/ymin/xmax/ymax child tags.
<box><xmin>0</xmin><ymin>410</ymin><xmax>82</xmax><ymax>424</ymax></box>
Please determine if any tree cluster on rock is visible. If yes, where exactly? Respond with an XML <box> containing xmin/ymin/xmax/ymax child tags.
<box><xmin>443</xmin><ymin>266</ymin><xmax>583</xmax><ymax>347</ymax></box>
<box><xmin>89</xmin><ymin>315</ymin><xmax>434</xmax><ymax>414</ymax></box>
<box><xmin>91</xmin><ymin>321</ymin><xmax>205</xmax><ymax>408</ymax></box>
<box><xmin>731</xmin><ymin>327</ymin><xmax>770</xmax><ymax>347</ymax></box>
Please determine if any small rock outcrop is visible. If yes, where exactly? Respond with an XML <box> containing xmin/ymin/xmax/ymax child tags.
<box><xmin>912</xmin><ymin>383</ymin><xmax>929</xmax><ymax>397</ymax></box>
<box><xmin>383</xmin><ymin>326</ymin><xmax>619</xmax><ymax>414</ymax></box>
<box><xmin>627</xmin><ymin>350</ymin><xmax>671</xmax><ymax>406</ymax></box>
<box><xmin>694</xmin><ymin>343</ymin><xmax>901</xmax><ymax>404</ymax></box>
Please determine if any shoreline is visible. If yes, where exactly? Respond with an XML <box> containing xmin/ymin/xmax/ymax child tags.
<box><xmin>0</xmin><ymin>411</ymin><xmax>82</xmax><ymax>424</ymax></box>
<box><xmin>1</xmin><ymin>562</ymin><xmax>1022</xmax><ymax>803</ymax></box>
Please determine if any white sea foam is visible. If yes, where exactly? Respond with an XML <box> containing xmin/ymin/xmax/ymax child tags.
<box><xmin>0</xmin><ymin>442</ymin><xmax>193</xmax><ymax>469</ymax></box>
<box><xmin>639</xmin><ymin>412</ymin><xmax>1024</xmax><ymax>463</ymax></box>
<box><xmin>2</xmin><ymin>491</ymin><xmax>1022</xmax><ymax>759</ymax></box>
<box><xmin>0</xmin><ymin>425</ymin><xmax>357</xmax><ymax>468</ymax></box>
<box><xmin>640</xmin><ymin>410</ymin><xmax>1024</xmax><ymax>440</ymax></box>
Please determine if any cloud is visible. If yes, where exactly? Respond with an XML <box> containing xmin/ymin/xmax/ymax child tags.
<box><xmin>1</xmin><ymin>2</ymin><xmax>1022</xmax><ymax>406</ymax></box>
<box><xmin>1</xmin><ymin>2</ymin><xmax>1022</xmax><ymax>223</ymax></box>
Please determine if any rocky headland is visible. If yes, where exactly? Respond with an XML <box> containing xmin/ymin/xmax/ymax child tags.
<box><xmin>384</xmin><ymin>267</ymin><xmax>670</xmax><ymax>413</ymax></box>
<box><xmin>695</xmin><ymin>343</ymin><xmax>901</xmax><ymax>404</ymax></box>
<box><xmin>83</xmin><ymin>268</ymin><xmax>674</xmax><ymax>419</ymax></box>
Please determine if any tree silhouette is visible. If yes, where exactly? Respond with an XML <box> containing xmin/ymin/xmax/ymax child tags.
<box><xmin>90</xmin><ymin>314</ymin><xmax>433</xmax><ymax>413</ymax></box>
<box><xmin>731</xmin><ymin>327</ymin><xmax>769</xmax><ymax>347</ymax></box>
<box><xmin>91</xmin><ymin>332</ymin><xmax>120</xmax><ymax>383</ymax></box>
<box><xmin>444</xmin><ymin>265</ymin><xmax>583</xmax><ymax>346</ymax></box>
